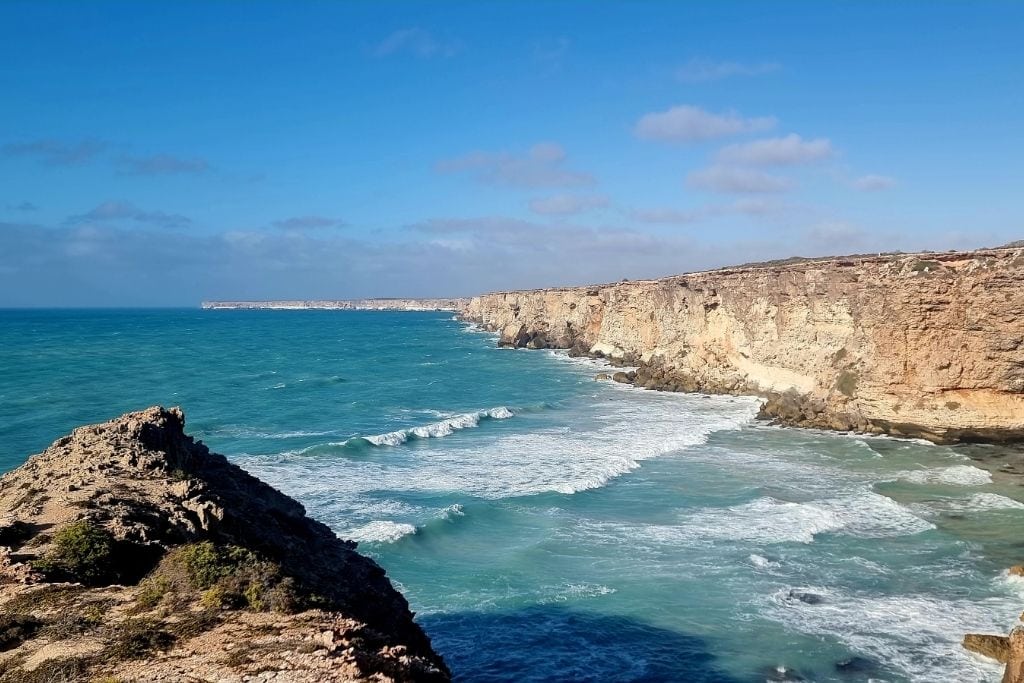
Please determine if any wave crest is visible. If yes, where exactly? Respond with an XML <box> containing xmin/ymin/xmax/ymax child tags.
<box><xmin>356</xmin><ymin>407</ymin><xmax>515</xmax><ymax>447</ymax></box>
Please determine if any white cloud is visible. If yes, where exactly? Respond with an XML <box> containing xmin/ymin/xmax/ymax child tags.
<box><xmin>852</xmin><ymin>174</ymin><xmax>897</xmax><ymax>191</ymax></box>
<box><xmin>529</xmin><ymin>194</ymin><xmax>609</xmax><ymax>216</ymax></box>
<box><xmin>634</xmin><ymin>105</ymin><xmax>776</xmax><ymax>143</ymax></box>
<box><xmin>372</xmin><ymin>28</ymin><xmax>461</xmax><ymax>58</ymax></box>
<box><xmin>686</xmin><ymin>165</ymin><xmax>795</xmax><ymax>193</ymax></box>
<box><xmin>675</xmin><ymin>58</ymin><xmax>781</xmax><ymax>83</ymax></box>
<box><xmin>436</xmin><ymin>143</ymin><xmax>594</xmax><ymax>189</ymax></box>
<box><xmin>717</xmin><ymin>134</ymin><xmax>833</xmax><ymax>166</ymax></box>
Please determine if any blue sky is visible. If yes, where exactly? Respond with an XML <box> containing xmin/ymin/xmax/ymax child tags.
<box><xmin>1</xmin><ymin>1</ymin><xmax>1022</xmax><ymax>305</ymax></box>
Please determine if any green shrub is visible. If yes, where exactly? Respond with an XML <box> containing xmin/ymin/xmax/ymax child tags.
<box><xmin>199</xmin><ymin>585</ymin><xmax>226</xmax><ymax>610</ymax></box>
<box><xmin>32</xmin><ymin>521</ymin><xmax>115</xmax><ymax>586</ymax></box>
<box><xmin>153</xmin><ymin>542</ymin><xmax>300</xmax><ymax>614</ymax></box>
<box><xmin>134</xmin><ymin>576</ymin><xmax>172</xmax><ymax>610</ymax></box>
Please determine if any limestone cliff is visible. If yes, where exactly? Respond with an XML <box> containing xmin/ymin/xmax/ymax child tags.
<box><xmin>462</xmin><ymin>248</ymin><xmax>1024</xmax><ymax>443</ymax></box>
<box><xmin>0</xmin><ymin>407</ymin><xmax>449</xmax><ymax>682</ymax></box>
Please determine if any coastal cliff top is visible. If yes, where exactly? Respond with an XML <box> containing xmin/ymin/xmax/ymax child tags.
<box><xmin>471</xmin><ymin>245</ymin><xmax>1024</xmax><ymax>297</ymax></box>
<box><xmin>0</xmin><ymin>407</ymin><xmax>449</xmax><ymax>682</ymax></box>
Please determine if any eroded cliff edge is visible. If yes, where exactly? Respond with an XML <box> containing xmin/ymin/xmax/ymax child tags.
<box><xmin>462</xmin><ymin>248</ymin><xmax>1024</xmax><ymax>443</ymax></box>
<box><xmin>0</xmin><ymin>407</ymin><xmax>449</xmax><ymax>682</ymax></box>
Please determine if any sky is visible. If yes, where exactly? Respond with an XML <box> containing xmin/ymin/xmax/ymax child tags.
<box><xmin>1</xmin><ymin>1</ymin><xmax>1022</xmax><ymax>306</ymax></box>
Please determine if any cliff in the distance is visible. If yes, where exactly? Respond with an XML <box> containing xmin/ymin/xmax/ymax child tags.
<box><xmin>202</xmin><ymin>298</ymin><xmax>467</xmax><ymax>311</ymax></box>
<box><xmin>462</xmin><ymin>247</ymin><xmax>1024</xmax><ymax>443</ymax></box>
<box><xmin>0</xmin><ymin>407</ymin><xmax>449</xmax><ymax>682</ymax></box>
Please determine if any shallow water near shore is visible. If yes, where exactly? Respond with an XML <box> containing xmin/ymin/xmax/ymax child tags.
<box><xmin>1</xmin><ymin>309</ymin><xmax>1022</xmax><ymax>682</ymax></box>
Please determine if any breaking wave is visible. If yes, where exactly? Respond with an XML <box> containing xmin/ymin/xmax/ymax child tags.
<box><xmin>342</xmin><ymin>520</ymin><xmax>417</xmax><ymax>543</ymax></box>
<box><xmin>893</xmin><ymin>464</ymin><xmax>993</xmax><ymax>486</ymax></box>
<box><xmin>353</xmin><ymin>407</ymin><xmax>516</xmax><ymax>447</ymax></box>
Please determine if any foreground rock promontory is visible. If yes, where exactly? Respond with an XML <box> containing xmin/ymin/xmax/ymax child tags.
<box><xmin>462</xmin><ymin>247</ymin><xmax>1024</xmax><ymax>443</ymax></box>
<box><xmin>0</xmin><ymin>407</ymin><xmax>449</xmax><ymax>682</ymax></box>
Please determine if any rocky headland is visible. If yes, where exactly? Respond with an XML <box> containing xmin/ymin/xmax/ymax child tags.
<box><xmin>461</xmin><ymin>247</ymin><xmax>1024</xmax><ymax>444</ymax></box>
<box><xmin>0</xmin><ymin>407</ymin><xmax>449</xmax><ymax>682</ymax></box>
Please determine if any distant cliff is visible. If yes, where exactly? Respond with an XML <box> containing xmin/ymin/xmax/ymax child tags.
<box><xmin>202</xmin><ymin>298</ymin><xmax>467</xmax><ymax>311</ymax></box>
<box><xmin>462</xmin><ymin>248</ymin><xmax>1024</xmax><ymax>443</ymax></box>
<box><xmin>0</xmin><ymin>407</ymin><xmax>449</xmax><ymax>682</ymax></box>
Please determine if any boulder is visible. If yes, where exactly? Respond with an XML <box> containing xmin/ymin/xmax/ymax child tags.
<box><xmin>963</xmin><ymin>633</ymin><xmax>1010</xmax><ymax>663</ymax></box>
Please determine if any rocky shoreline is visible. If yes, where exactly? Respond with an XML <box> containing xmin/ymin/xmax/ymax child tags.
<box><xmin>462</xmin><ymin>247</ymin><xmax>1024</xmax><ymax>444</ymax></box>
<box><xmin>463</xmin><ymin>249</ymin><xmax>1024</xmax><ymax>680</ymax></box>
<box><xmin>0</xmin><ymin>407</ymin><xmax>449</xmax><ymax>682</ymax></box>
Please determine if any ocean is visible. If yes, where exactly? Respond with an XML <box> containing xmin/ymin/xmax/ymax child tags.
<box><xmin>1</xmin><ymin>309</ymin><xmax>1021</xmax><ymax>682</ymax></box>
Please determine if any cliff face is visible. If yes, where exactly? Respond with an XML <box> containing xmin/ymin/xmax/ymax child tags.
<box><xmin>463</xmin><ymin>248</ymin><xmax>1024</xmax><ymax>443</ymax></box>
<box><xmin>0</xmin><ymin>407</ymin><xmax>449</xmax><ymax>682</ymax></box>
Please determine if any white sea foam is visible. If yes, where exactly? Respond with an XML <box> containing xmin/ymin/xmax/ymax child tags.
<box><xmin>762</xmin><ymin>587</ymin><xmax>1016</xmax><ymax>682</ymax></box>
<box><xmin>538</xmin><ymin>583</ymin><xmax>617</xmax><ymax>604</ymax></box>
<box><xmin>946</xmin><ymin>492</ymin><xmax>1024</xmax><ymax>512</ymax></box>
<box><xmin>996</xmin><ymin>569</ymin><xmax>1024</xmax><ymax>597</ymax></box>
<box><xmin>567</xmin><ymin>490</ymin><xmax>932</xmax><ymax>550</ymax></box>
<box><xmin>894</xmin><ymin>464</ymin><xmax>993</xmax><ymax>486</ymax></box>
<box><xmin>342</xmin><ymin>520</ymin><xmax>417</xmax><ymax>543</ymax></box>
<box><xmin>681</xmin><ymin>491</ymin><xmax>933</xmax><ymax>545</ymax></box>
<box><xmin>359</xmin><ymin>407</ymin><xmax>515</xmax><ymax>446</ymax></box>
<box><xmin>748</xmin><ymin>554</ymin><xmax>780</xmax><ymax>569</ymax></box>
<box><xmin>441</xmin><ymin>503</ymin><xmax>465</xmax><ymax>519</ymax></box>
<box><xmin>238</xmin><ymin>391</ymin><xmax>758</xmax><ymax>533</ymax></box>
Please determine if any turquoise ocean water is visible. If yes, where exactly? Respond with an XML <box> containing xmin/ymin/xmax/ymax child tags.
<box><xmin>1</xmin><ymin>309</ymin><xmax>1022</xmax><ymax>682</ymax></box>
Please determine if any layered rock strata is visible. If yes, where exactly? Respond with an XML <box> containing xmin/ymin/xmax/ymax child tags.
<box><xmin>0</xmin><ymin>407</ymin><xmax>449</xmax><ymax>682</ymax></box>
<box><xmin>462</xmin><ymin>248</ymin><xmax>1024</xmax><ymax>443</ymax></box>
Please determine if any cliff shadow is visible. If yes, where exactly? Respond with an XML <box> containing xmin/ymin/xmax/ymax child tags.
<box><xmin>419</xmin><ymin>604</ymin><xmax>747</xmax><ymax>683</ymax></box>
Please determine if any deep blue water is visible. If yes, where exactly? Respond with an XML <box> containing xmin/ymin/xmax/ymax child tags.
<box><xmin>1</xmin><ymin>309</ymin><xmax>1022</xmax><ymax>682</ymax></box>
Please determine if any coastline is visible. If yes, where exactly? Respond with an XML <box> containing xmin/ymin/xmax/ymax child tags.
<box><xmin>458</xmin><ymin>247</ymin><xmax>1024</xmax><ymax>445</ymax></box>
<box><xmin>201</xmin><ymin>298</ymin><xmax>468</xmax><ymax>311</ymax></box>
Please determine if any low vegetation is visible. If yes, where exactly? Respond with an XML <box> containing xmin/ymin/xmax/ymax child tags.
<box><xmin>134</xmin><ymin>541</ymin><xmax>302</xmax><ymax>614</ymax></box>
<box><xmin>31</xmin><ymin>520</ymin><xmax>116</xmax><ymax>586</ymax></box>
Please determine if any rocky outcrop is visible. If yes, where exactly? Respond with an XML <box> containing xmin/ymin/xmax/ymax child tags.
<box><xmin>1005</xmin><ymin>628</ymin><xmax>1024</xmax><ymax>683</ymax></box>
<box><xmin>0</xmin><ymin>407</ymin><xmax>449</xmax><ymax>682</ymax></box>
<box><xmin>963</xmin><ymin>633</ymin><xmax>1011</xmax><ymax>663</ymax></box>
<box><xmin>462</xmin><ymin>248</ymin><xmax>1024</xmax><ymax>443</ymax></box>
